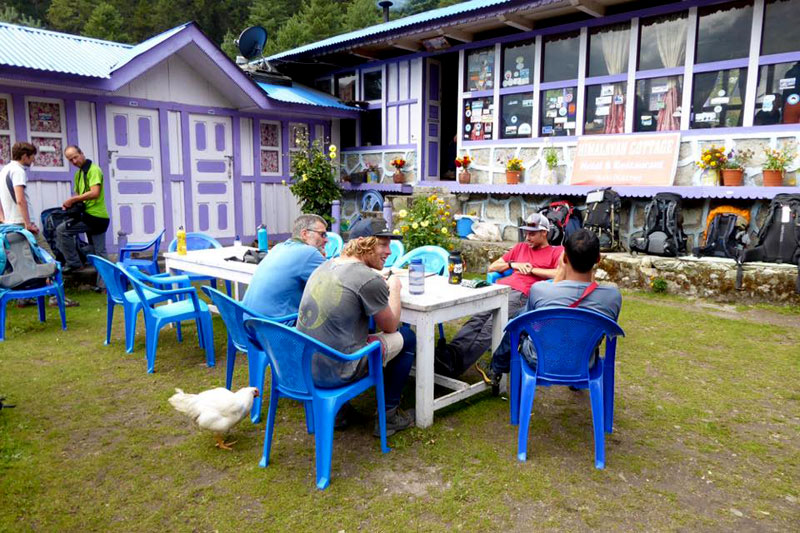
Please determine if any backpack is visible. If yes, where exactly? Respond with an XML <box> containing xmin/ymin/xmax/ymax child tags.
<box><xmin>0</xmin><ymin>226</ymin><xmax>57</xmax><ymax>291</ymax></box>
<box><xmin>41</xmin><ymin>207</ymin><xmax>91</xmax><ymax>266</ymax></box>
<box><xmin>583</xmin><ymin>188</ymin><xmax>622</xmax><ymax>251</ymax></box>
<box><xmin>740</xmin><ymin>194</ymin><xmax>800</xmax><ymax>292</ymax></box>
<box><xmin>630</xmin><ymin>193</ymin><xmax>687</xmax><ymax>256</ymax></box>
<box><xmin>540</xmin><ymin>201</ymin><xmax>583</xmax><ymax>246</ymax></box>
<box><xmin>693</xmin><ymin>205</ymin><xmax>751</xmax><ymax>259</ymax></box>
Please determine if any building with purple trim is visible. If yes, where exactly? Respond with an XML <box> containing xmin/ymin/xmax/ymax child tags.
<box><xmin>271</xmin><ymin>0</ymin><xmax>800</xmax><ymax>246</ymax></box>
<box><xmin>0</xmin><ymin>21</ymin><xmax>360</xmax><ymax>250</ymax></box>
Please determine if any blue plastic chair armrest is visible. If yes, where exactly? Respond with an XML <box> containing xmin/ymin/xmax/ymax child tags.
<box><xmin>487</xmin><ymin>268</ymin><xmax>513</xmax><ymax>283</ymax></box>
<box><xmin>317</xmin><ymin>339</ymin><xmax>382</xmax><ymax>364</ymax></box>
<box><xmin>148</xmin><ymin>272</ymin><xmax>193</xmax><ymax>288</ymax></box>
<box><xmin>146</xmin><ymin>285</ymin><xmax>200</xmax><ymax>298</ymax></box>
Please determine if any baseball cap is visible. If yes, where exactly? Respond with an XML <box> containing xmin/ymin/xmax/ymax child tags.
<box><xmin>348</xmin><ymin>218</ymin><xmax>402</xmax><ymax>240</ymax></box>
<box><xmin>519</xmin><ymin>212</ymin><xmax>551</xmax><ymax>232</ymax></box>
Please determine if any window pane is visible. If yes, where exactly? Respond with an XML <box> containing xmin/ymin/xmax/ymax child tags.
<box><xmin>463</xmin><ymin>97</ymin><xmax>494</xmax><ymax>141</ymax></box>
<box><xmin>696</xmin><ymin>1</ymin><xmax>753</xmax><ymax>63</ymax></box>
<box><xmin>542</xmin><ymin>33</ymin><xmax>580</xmax><ymax>83</ymax></box>
<box><xmin>754</xmin><ymin>62</ymin><xmax>800</xmax><ymax>125</ymax></box>
<box><xmin>762</xmin><ymin>0</ymin><xmax>800</xmax><ymax>55</ymax></box>
<box><xmin>465</xmin><ymin>47</ymin><xmax>495</xmax><ymax>91</ymax></box>
<box><xmin>335</xmin><ymin>72</ymin><xmax>356</xmax><ymax>101</ymax></box>
<box><xmin>363</xmin><ymin>71</ymin><xmax>382</xmax><ymax>101</ymax></box>
<box><xmin>691</xmin><ymin>68</ymin><xmax>747</xmax><ymax>128</ymax></box>
<box><xmin>638</xmin><ymin>12</ymin><xmax>687</xmax><ymax>70</ymax></box>
<box><xmin>500</xmin><ymin>93</ymin><xmax>534</xmax><ymax>138</ymax></box>
<box><xmin>635</xmin><ymin>76</ymin><xmax>683</xmax><ymax>132</ymax></box>
<box><xmin>340</xmin><ymin>119</ymin><xmax>356</xmax><ymax>149</ymax></box>
<box><xmin>588</xmin><ymin>23</ymin><xmax>630</xmax><ymax>77</ymax></box>
<box><xmin>584</xmin><ymin>82</ymin><xmax>626</xmax><ymax>135</ymax></box>
<box><xmin>360</xmin><ymin>109</ymin><xmax>382</xmax><ymax>145</ymax></box>
<box><xmin>540</xmin><ymin>87</ymin><xmax>577</xmax><ymax>136</ymax></box>
<box><xmin>502</xmin><ymin>40</ymin><xmax>535</xmax><ymax>87</ymax></box>
<box><xmin>314</xmin><ymin>78</ymin><xmax>332</xmax><ymax>94</ymax></box>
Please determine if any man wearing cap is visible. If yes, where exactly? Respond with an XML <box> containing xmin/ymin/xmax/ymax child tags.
<box><xmin>435</xmin><ymin>212</ymin><xmax>563</xmax><ymax>378</ymax></box>
<box><xmin>242</xmin><ymin>214</ymin><xmax>328</xmax><ymax>317</ymax></box>
<box><xmin>297</xmin><ymin>218</ymin><xmax>416</xmax><ymax>436</ymax></box>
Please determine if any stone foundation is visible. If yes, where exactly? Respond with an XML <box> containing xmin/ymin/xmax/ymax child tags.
<box><xmin>457</xmin><ymin>239</ymin><xmax>800</xmax><ymax>305</ymax></box>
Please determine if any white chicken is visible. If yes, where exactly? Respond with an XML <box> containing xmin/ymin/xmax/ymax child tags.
<box><xmin>169</xmin><ymin>387</ymin><xmax>259</xmax><ymax>450</ymax></box>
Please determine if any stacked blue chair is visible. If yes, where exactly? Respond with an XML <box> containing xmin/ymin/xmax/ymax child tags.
<box><xmin>244</xmin><ymin>317</ymin><xmax>389</xmax><ymax>490</ymax></box>
<box><xmin>384</xmin><ymin>239</ymin><xmax>405</xmax><ymax>268</ymax></box>
<box><xmin>124</xmin><ymin>266</ymin><xmax>215</xmax><ymax>373</ymax></box>
<box><xmin>89</xmin><ymin>255</ymin><xmax>177</xmax><ymax>352</ymax></box>
<box><xmin>505</xmin><ymin>307</ymin><xmax>624</xmax><ymax>469</ymax></box>
<box><xmin>393</xmin><ymin>245</ymin><xmax>450</xmax><ymax>339</ymax></box>
<box><xmin>360</xmin><ymin>190</ymin><xmax>384</xmax><ymax>212</ymax></box>
<box><xmin>167</xmin><ymin>232</ymin><xmax>231</xmax><ymax>295</ymax></box>
<box><xmin>325</xmin><ymin>232</ymin><xmax>343</xmax><ymax>258</ymax></box>
<box><xmin>201</xmin><ymin>286</ymin><xmax>296</xmax><ymax>423</ymax></box>
<box><xmin>0</xmin><ymin>248</ymin><xmax>66</xmax><ymax>342</ymax></box>
<box><xmin>118</xmin><ymin>229</ymin><xmax>165</xmax><ymax>275</ymax></box>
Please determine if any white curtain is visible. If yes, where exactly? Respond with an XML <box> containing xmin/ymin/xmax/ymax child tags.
<box><xmin>600</xmin><ymin>27</ymin><xmax>629</xmax><ymax>75</ymax></box>
<box><xmin>653</xmin><ymin>17</ymin><xmax>686</xmax><ymax>69</ymax></box>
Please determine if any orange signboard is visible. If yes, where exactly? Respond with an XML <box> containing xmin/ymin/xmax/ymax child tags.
<box><xmin>570</xmin><ymin>133</ymin><xmax>681</xmax><ymax>186</ymax></box>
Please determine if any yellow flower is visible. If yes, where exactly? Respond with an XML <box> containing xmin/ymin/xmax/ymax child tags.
<box><xmin>393</xmin><ymin>229</ymin><xmax>401</xmax><ymax>235</ymax></box>
<box><xmin>441</xmin><ymin>227</ymin><xmax>448</xmax><ymax>234</ymax></box>
<box><xmin>430</xmin><ymin>194</ymin><xmax>437</xmax><ymax>201</ymax></box>
<box><xmin>302</xmin><ymin>176</ymin><xmax>307</xmax><ymax>182</ymax></box>
<box><xmin>281</xmin><ymin>179</ymin><xmax>286</xmax><ymax>185</ymax></box>
<box><xmin>398</xmin><ymin>209</ymin><xmax>408</xmax><ymax>218</ymax></box>
<box><xmin>402</xmin><ymin>226</ymin><xmax>409</xmax><ymax>233</ymax></box>
<box><xmin>421</xmin><ymin>220</ymin><xmax>429</xmax><ymax>227</ymax></box>
<box><xmin>302</xmin><ymin>173</ymin><xmax>308</xmax><ymax>179</ymax></box>
<box><xmin>704</xmin><ymin>155</ymin><xmax>710</xmax><ymax>161</ymax></box>
<box><xmin>710</xmin><ymin>161</ymin><xmax>717</xmax><ymax>167</ymax></box>
<box><xmin>445</xmin><ymin>211</ymin><xmax>450</xmax><ymax>217</ymax></box>
<box><xmin>412</xmin><ymin>222</ymin><xmax>419</xmax><ymax>229</ymax></box>
<box><xmin>329</xmin><ymin>144</ymin><xmax>337</xmax><ymax>152</ymax></box>
<box><xmin>437</xmin><ymin>198</ymin><xmax>445</xmax><ymax>205</ymax></box>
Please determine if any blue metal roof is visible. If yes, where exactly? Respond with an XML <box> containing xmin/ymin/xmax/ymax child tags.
<box><xmin>257</xmin><ymin>81</ymin><xmax>361</xmax><ymax>111</ymax></box>
<box><xmin>267</xmin><ymin>0</ymin><xmax>560</xmax><ymax>61</ymax></box>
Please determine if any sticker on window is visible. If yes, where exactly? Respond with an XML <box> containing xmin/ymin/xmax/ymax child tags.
<box><xmin>779</xmin><ymin>78</ymin><xmax>796</xmax><ymax>91</ymax></box>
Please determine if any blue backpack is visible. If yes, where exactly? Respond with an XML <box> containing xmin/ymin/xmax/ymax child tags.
<box><xmin>0</xmin><ymin>225</ymin><xmax>57</xmax><ymax>291</ymax></box>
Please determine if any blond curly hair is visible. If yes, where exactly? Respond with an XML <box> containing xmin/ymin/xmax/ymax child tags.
<box><xmin>342</xmin><ymin>236</ymin><xmax>379</xmax><ymax>258</ymax></box>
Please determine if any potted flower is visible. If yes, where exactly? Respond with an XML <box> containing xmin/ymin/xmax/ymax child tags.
<box><xmin>544</xmin><ymin>146</ymin><xmax>558</xmax><ymax>184</ymax></box>
<box><xmin>390</xmin><ymin>158</ymin><xmax>406</xmax><ymax>183</ymax></box>
<box><xmin>720</xmin><ymin>148</ymin><xmax>753</xmax><ymax>186</ymax></box>
<box><xmin>506</xmin><ymin>157</ymin><xmax>524</xmax><ymax>184</ymax></box>
<box><xmin>454</xmin><ymin>154</ymin><xmax>472</xmax><ymax>184</ymax></box>
<box><xmin>762</xmin><ymin>147</ymin><xmax>796</xmax><ymax>186</ymax></box>
<box><xmin>696</xmin><ymin>145</ymin><xmax>727</xmax><ymax>186</ymax></box>
<box><xmin>394</xmin><ymin>193</ymin><xmax>455</xmax><ymax>251</ymax></box>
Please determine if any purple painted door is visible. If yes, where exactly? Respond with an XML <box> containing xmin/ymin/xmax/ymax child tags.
<box><xmin>106</xmin><ymin>105</ymin><xmax>164</xmax><ymax>244</ymax></box>
<box><xmin>189</xmin><ymin>114</ymin><xmax>234</xmax><ymax>238</ymax></box>
<box><xmin>426</xmin><ymin>59</ymin><xmax>441</xmax><ymax>180</ymax></box>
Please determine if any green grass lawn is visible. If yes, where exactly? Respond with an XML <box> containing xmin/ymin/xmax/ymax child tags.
<box><xmin>1</xmin><ymin>289</ymin><xmax>798</xmax><ymax>531</ymax></box>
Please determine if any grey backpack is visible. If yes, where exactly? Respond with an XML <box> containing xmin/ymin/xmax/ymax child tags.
<box><xmin>0</xmin><ymin>227</ymin><xmax>57</xmax><ymax>290</ymax></box>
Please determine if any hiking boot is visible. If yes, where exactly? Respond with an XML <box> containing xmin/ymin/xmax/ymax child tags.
<box><xmin>476</xmin><ymin>360</ymin><xmax>501</xmax><ymax>396</ymax></box>
<box><xmin>49</xmin><ymin>296</ymin><xmax>79</xmax><ymax>307</ymax></box>
<box><xmin>15</xmin><ymin>298</ymin><xmax>37</xmax><ymax>308</ymax></box>
<box><xmin>334</xmin><ymin>402</ymin><xmax>365</xmax><ymax>431</ymax></box>
<box><xmin>374</xmin><ymin>407</ymin><xmax>414</xmax><ymax>437</ymax></box>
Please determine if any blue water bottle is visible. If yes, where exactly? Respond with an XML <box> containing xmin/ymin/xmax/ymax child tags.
<box><xmin>257</xmin><ymin>225</ymin><xmax>268</xmax><ymax>251</ymax></box>
<box><xmin>409</xmin><ymin>258</ymin><xmax>425</xmax><ymax>295</ymax></box>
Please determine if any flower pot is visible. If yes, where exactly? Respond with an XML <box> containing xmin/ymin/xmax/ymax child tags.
<box><xmin>721</xmin><ymin>169</ymin><xmax>743</xmax><ymax>186</ymax></box>
<box><xmin>701</xmin><ymin>168</ymin><xmax>720</xmax><ymax>186</ymax></box>
<box><xmin>458</xmin><ymin>170</ymin><xmax>471</xmax><ymax>184</ymax></box>
<box><xmin>506</xmin><ymin>170</ymin><xmax>522</xmax><ymax>184</ymax></box>
<box><xmin>392</xmin><ymin>170</ymin><xmax>405</xmax><ymax>184</ymax></box>
<box><xmin>762</xmin><ymin>169</ymin><xmax>784</xmax><ymax>186</ymax></box>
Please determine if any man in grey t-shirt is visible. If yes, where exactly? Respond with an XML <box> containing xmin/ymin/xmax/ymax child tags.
<box><xmin>297</xmin><ymin>220</ymin><xmax>416</xmax><ymax>436</ymax></box>
<box><xmin>479</xmin><ymin>229</ymin><xmax>622</xmax><ymax>385</ymax></box>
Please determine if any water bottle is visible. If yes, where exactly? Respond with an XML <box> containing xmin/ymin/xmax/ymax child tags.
<box><xmin>257</xmin><ymin>225</ymin><xmax>268</xmax><ymax>251</ymax></box>
<box><xmin>234</xmin><ymin>234</ymin><xmax>242</xmax><ymax>248</ymax></box>
<box><xmin>448</xmin><ymin>250</ymin><xmax>463</xmax><ymax>285</ymax></box>
<box><xmin>176</xmin><ymin>226</ymin><xmax>187</xmax><ymax>255</ymax></box>
<box><xmin>409</xmin><ymin>258</ymin><xmax>425</xmax><ymax>295</ymax></box>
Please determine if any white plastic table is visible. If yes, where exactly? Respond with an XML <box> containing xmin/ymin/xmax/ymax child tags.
<box><xmin>164</xmin><ymin>247</ymin><xmax>510</xmax><ymax>428</ymax></box>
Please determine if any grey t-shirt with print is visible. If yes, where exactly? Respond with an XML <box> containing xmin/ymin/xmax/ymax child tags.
<box><xmin>297</xmin><ymin>259</ymin><xmax>388</xmax><ymax>387</ymax></box>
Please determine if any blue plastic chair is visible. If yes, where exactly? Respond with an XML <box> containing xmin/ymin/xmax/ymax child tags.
<box><xmin>394</xmin><ymin>245</ymin><xmax>449</xmax><ymax>340</ymax></box>
<box><xmin>89</xmin><ymin>255</ymin><xmax>176</xmax><ymax>353</ymax></box>
<box><xmin>167</xmin><ymin>232</ymin><xmax>232</xmax><ymax>295</ymax></box>
<box><xmin>0</xmin><ymin>248</ymin><xmax>66</xmax><ymax>342</ymax></box>
<box><xmin>244</xmin><ymin>317</ymin><xmax>389</xmax><ymax>490</ymax></box>
<box><xmin>124</xmin><ymin>266</ymin><xmax>215</xmax><ymax>373</ymax></box>
<box><xmin>201</xmin><ymin>286</ymin><xmax>296</xmax><ymax>423</ymax></box>
<box><xmin>506</xmin><ymin>307</ymin><xmax>625</xmax><ymax>469</ymax></box>
<box><xmin>119</xmin><ymin>229</ymin><xmax>165</xmax><ymax>275</ymax></box>
<box><xmin>325</xmin><ymin>232</ymin><xmax>343</xmax><ymax>259</ymax></box>
<box><xmin>487</xmin><ymin>268</ymin><xmax>513</xmax><ymax>284</ymax></box>
<box><xmin>384</xmin><ymin>239</ymin><xmax>405</xmax><ymax>268</ymax></box>
<box><xmin>360</xmin><ymin>190</ymin><xmax>384</xmax><ymax>212</ymax></box>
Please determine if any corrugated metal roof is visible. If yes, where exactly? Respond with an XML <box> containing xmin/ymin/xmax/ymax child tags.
<box><xmin>110</xmin><ymin>23</ymin><xmax>191</xmax><ymax>72</ymax></box>
<box><xmin>266</xmin><ymin>0</ymin><xmax>520</xmax><ymax>61</ymax></box>
<box><xmin>257</xmin><ymin>81</ymin><xmax>361</xmax><ymax>111</ymax></box>
<box><xmin>0</xmin><ymin>22</ymin><xmax>131</xmax><ymax>78</ymax></box>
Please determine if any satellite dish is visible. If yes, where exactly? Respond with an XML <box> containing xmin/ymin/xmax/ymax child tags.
<box><xmin>236</xmin><ymin>26</ymin><xmax>268</xmax><ymax>60</ymax></box>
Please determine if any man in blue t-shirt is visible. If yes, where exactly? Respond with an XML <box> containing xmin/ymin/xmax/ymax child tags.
<box><xmin>242</xmin><ymin>214</ymin><xmax>328</xmax><ymax>317</ymax></box>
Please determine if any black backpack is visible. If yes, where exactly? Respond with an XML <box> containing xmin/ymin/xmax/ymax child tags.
<box><xmin>540</xmin><ymin>201</ymin><xmax>583</xmax><ymax>246</ymax></box>
<box><xmin>630</xmin><ymin>193</ymin><xmax>687</xmax><ymax>256</ymax></box>
<box><xmin>693</xmin><ymin>206</ymin><xmax>751</xmax><ymax>259</ymax></box>
<box><xmin>583</xmin><ymin>188</ymin><xmax>622</xmax><ymax>251</ymax></box>
<box><xmin>41</xmin><ymin>207</ymin><xmax>91</xmax><ymax>266</ymax></box>
<box><xmin>740</xmin><ymin>194</ymin><xmax>800</xmax><ymax>292</ymax></box>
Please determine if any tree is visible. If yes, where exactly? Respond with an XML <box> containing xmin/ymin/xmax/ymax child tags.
<box><xmin>0</xmin><ymin>6</ymin><xmax>44</xmax><ymax>28</ymax></box>
<box><xmin>343</xmin><ymin>0</ymin><xmax>382</xmax><ymax>32</ymax></box>
<box><xmin>47</xmin><ymin>0</ymin><xmax>93</xmax><ymax>35</ymax></box>
<box><xmin>247</xmin><ymin>0</ymin><xmax>299</xmax><ymax>40</ymax></box>
<box><xmin>401</xmin><ymin>0</ymin><xmax>439</xmax><ymax>16</ymax></box>
<box><xmin>83</xmin><ymin>2</ymin><xmax>129</xmax><ymax>42</ymax></box>
<box><xmin>220</xmin><ymin>29</ymin><xmax>239</xmax><ymax>60</ymax></box>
